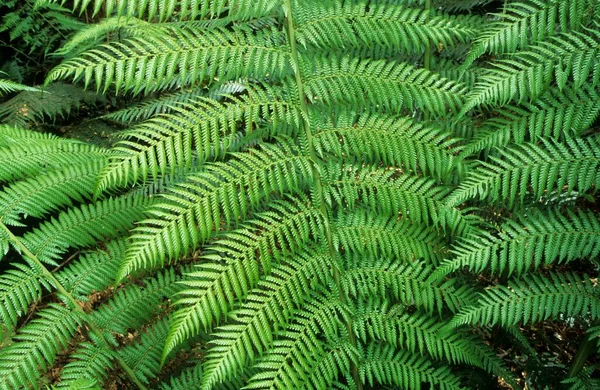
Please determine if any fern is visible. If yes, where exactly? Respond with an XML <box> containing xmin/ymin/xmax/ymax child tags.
<box><xmin>1</xmin><ymin>0</ymin><xmax>599</xmax><ymax>388</ymax></box>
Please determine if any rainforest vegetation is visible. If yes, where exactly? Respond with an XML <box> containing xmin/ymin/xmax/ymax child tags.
<box><xmin>0</xmin><ymin>0</ymin><xmax>600</xmax><ymax>388</ymax></box>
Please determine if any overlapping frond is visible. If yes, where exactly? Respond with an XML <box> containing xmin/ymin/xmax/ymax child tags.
<box><xmin>462</xmin><ymin>27</ymin><xmax>600</xmax><ymax>113</ymax></box>
<box><xmin>164</xmin><ymin>197</ymin><xmax>323</xmax><ymax>360</ymax></box>
<box><xmin>313</xmin><ymin>112</ymin><xmax>461</xmax><ymax>179</ymax></box>
<box><xmin>354</xmin><ymin>303</ymin><xmax>511</xmax><ymax>380</ymax></box>
<box><xmin>116</xmin><ymin>143</ymin><xmax>312</xmax><ymax>281</ymax></box>
<box><xmin>449</xmin><ymin>272</ymin><xmax>600</xmax><ymax>328</ymax></box>
<box><xmin>0</xmin><ymin>137</ymin><xmax>107</xmax><ymax>183</ymax></box>
<box><xmin>0</xmin><ymin>261</ymin><xmax>50</xmax><ymax>332</ymax></box>
<box><xmin>324</xmin><ymin>164</ymin><xmax>467</xmax><ymax>233</ymax></box>
<box><xmin>97</xmin><ymin>84</ymin><xmax>300</xmax><ymax>191</ymax></box>
<box><xmin>46</xmin><ymin>25</ymin><xmax>290</xmax><ymax>94</ymax></box>
<box><xmin>0</xmin><ymin>304</ymin><xmax>81</xmax><ymax>390</ymax></box>
<box><xmin>462</xmin><ymin>85</ymin><xmax>600</xmax><ymax>155</ymax></box>
<box><xmin>57</xmin><ymin>337</ymin><xmax>115</xmax><ymax>388</ymax></box>
<box><xmin>463</xmin><ymin>0</ymin><xmax>591</xmax><ymax>68</ymax></box>
<box><xmin>200</xmin><ymin>248</ymin><xmax>333</xmax><ymax>389</ymax></box>
<box><xmin>303</xmin><ymin>56</ymin><xmax>466</xmax><ymax>114</ymax></box>
<box><xmin>432</xmin><ymin>209</ymin><xmax>600</xmax><ymax>279</ymax></box>
<box><xmin>91</xmin><ymin>267</ymin><xmax>183</xmax><ymax>335</ymax></box>
<box><xmin>18</xmin><ymin>194</ymin><xmax>150</xmax><ymax>265</ymax></box>
<box><xmin>448</xmin><ymin>136</ymin><xmax>600</xmax><ymax>207</ymax></box>
<box><xmin>0</xmin><ymin>79</ymin><xmax>39</xmax><ymax>95</ymax></box>
<box><xmin>244</xmin><ymin>293</ymin><xmax>346</xmax><ymax>389</ymax></box>
<box><xmin>0</xmin><ymin>157</ymin><xmax>106</xmax><ymax>226</ymax></box>
<box><xmin>120</xmin><ymin>318</ymin><xmax>170</xmax><ymax>384</ymax></box>
<box><xmin>359</xmin><ymin>342</ymin><xmax>462</xmax><ymax>389</ymax></box>
<box><xmin>294</xmin><ymin>0</ymin><xmax>477</xmax><ymax>54</ymax></box>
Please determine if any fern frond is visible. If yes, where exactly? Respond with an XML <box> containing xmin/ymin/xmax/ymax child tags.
<box><xmin>244</xmin><ymin>293</ymin><xmax>346</xmax><ymax>389</ymax></box>
<box><xmin>313</xmin><ymin>112</ymin><xmax>461</xmax><ymax>179</ymax></box>
<box><xmin>359</xmin><ymin>342</ymin><xmax>462</xmax><ymax>389</ymax></box>
<box><xmin>341</xmin><ymin>256</ymin><xmax>475</xmax><ymax>314</ymax></box>
<box><xmin>19</xmin><ymin>193</ymin><xmax>150</xmax><ymax>265</ymax></box>
<box><xmin>462</xmin><ymin>85</ymin><xmax>600</xmax><ymax>155</ymax></box>
<box><xmin>0</xmin><ymin>157</ymin><xmax>106</xmax><ymax>226</ymax></box>
<box><xmin>164</xmin><ymin>197</ymin><xmax>324</xmax><ymax>360</ymax></box>
<box><xmin>0</xmin><ymin>304</ymin><xmax>81</xmax><ymax>390</ymax></box>
<box><xmin>120</xmin><ymin>318</ymin><xmax>170</xmax><ymax>384</ymax></box>
<box><xmin>324</xmin><ymin>164</ymin><xmax>466</xmax><ymax>233</ymax></box>
<box><xmin>462</xmin><ymin>27</ymin><xmax>600</xmax><ymax>113</ymax></box>
<box><xmin>0</xmin><ymin>125</ymin><xmax>58</xmax><ymax>147</ymax></box>
<box><xmin>200</xmin><ymin>248</ymin><xmax>333</xmax><ymax>389</ymax></box>
<box><xmin>561</xmin><ymin>364</ymin><xmax>600</xmax><ymax>390</ymax></box>
<box><xmin>0</xmin><ymin>137</ymin><xmax>107</xmax><ymax>183</ymax></box>
<box><xmin>448</xmin><ymin>136</ymin><xmax>600</xmax><ymax>207</ymax></box>
<box><xmin>0</xmin><ymin>261</ymin><xmax>50</xmax><ymax>332</ymax></box>
<box><xmin>0</xmin><ymin>79</ymin><xmax>39</xmax><ymax>95</ymax></box>
<box><xmin>46</xmin><ymin>26</ymin><xmax>290</xmax><ymax>94</ymax></box>
<box><xmin>354</xmin><ymin>303</ymin><xmax>512</xmax><ymax>381</ymax></box>
<box><xmin>116</xmin><ymin>143</ymin><xmax>312</xmax><ymax>281</ymax></box>
<box><xmin>158</xmin><ymin>365</ymin><xmax>203</xmax><ymax>390</ymax></box>
<box><xmin>56</xmin><ymin>336</ymin><xmax>115</xmax><ymax>389</ymax></box>
<box><xmin>303</xmin><ymin>56</ymin><xmax>466</xmax><ymax>114</ymax></box>
<box><xmin>449</xmin><ymin>272</ymin><xmax>600</xmax><ymax>328</ymax></box>
<box><xmin>56</xmin><ymin>239</ymin><xmax>126</xmax><ymax>298</ymax></box>
<box><xmin>463</xmin><ymin>0</ymin><xmax>591</xmax><ymax>68</ymax></box>
<box><xmin>333</xmin><ymin>210</ymin><xmax>445</xmax><ymax>265</ymax></box>
<box><xmin>432</xmin><ymin>209</ymin><xmax>600</xmax><ymax>279</ymax></box>
<box><xmin>97</xmin><ymin>84</ymin><xmax>300</xmax><ymax>191</ymax></box>
<box><xmin>51</xmin><ymin>0</ymin><xmax>279</xmax><ymax>21</ymax></box>
<box><xmin>294</xmin><ymin>1</ymin><xmax>476</xmax><ymax>55</ymax></box>
<box><xmin>91</xmin><ymin>267</ymin><xmax>183</xmax><ymax>335</ymax></box>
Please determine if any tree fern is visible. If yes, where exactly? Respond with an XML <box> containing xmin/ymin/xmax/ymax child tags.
<box><xmin>1</xmin><ymin>0</ymin><xmax>599</xmax><ymax>387</ymax></box>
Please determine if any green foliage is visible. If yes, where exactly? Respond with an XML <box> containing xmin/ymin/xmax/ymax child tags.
<box><xmin>0</xmin><ymin>0</ymin><xmax>599</xmax><ymax>388</ymax></box>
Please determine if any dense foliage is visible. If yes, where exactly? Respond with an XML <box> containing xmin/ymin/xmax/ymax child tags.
<box><xmin>0</xmin><ymin>0</ymin><xmax>599</xmax><ymax>388</ymax></box>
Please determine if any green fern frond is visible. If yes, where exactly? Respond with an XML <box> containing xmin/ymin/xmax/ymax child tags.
<box><xmin>462</xmin><ymin>0</ymin><xmax>591</xmax><ymax>68</ymax></box>
<box><xmin>0</xmin><ymin>125</ymin><xmax>58</xmax><ymax>147</ymax></box>
<box><xmin>303</xmin><ymin>56</ymin><xmax>466</xmax><ymax>114</ymax></box>
<box><xmin>324</xmin><ymin>164</ymin><xmax>466</xmax><ymax>233</ymax></box>
<box><xmin>116</xmin><ymin>143</ymin><xmax>312</xmax><ymax>281</ymax></box>
<box><xmin>462</xmin><ymin>27</ymin><xmax>600</xmax><ymax>113</ymax></box>
<box><xmin>359</xmin><ymin>342</ymin><xmax>462</xmax><ymax>389</ymax></box>
<box><xmin>120</xmin><ymin>318</ymin><xmax>170</xmax><ymax>384</ymax></box>
<box><xmin>449</xmin><ymin>272</ymin><xmax>600</xmax><ymax>328</ymax></box>
<box><xmin>158</xmin><ymin>365</ymin><xmax>203</xmax><ymax>390</ymax></box>
<box><xmin>354</xmin><ymin>303</ymin><xmax>511</xmax><ymax>381</ymax></box>
<box><xmin>0</xmin><ymin>304</ymin><xmax>81</xmax><ymax>390</ymax></box>
<box><xmin>0</xmin><ymin>79</ymin><xmax>39</xmax><ymax>96</ymax></box>
<box><xmin>432</xmin><ymin>209</ymin><xmax>600</xmax><ymax>279</ymax></box>
<box><xmin>200</xmin><ymin>248</ymin><xmax>333</xmax><ymax>389</ymax></box>
<box><xmin>294</xmin><ymin>1</ymin><xmax>476</xmax><ymax>55</ymax></box>
<box><xmin>91</xmin><ymin>267</ymin><xmax>183</xmax><ymax>335</ymax></box>
<box><xmin>341</xmin><ymin>256</ymin><xmax>475</xmax><ymax>314</ymax></box>
<box><xmin>56</xmin><ymin>239</ymin><xmax>126</xmax><ymax>298</ymax></box>
<box><xmin>561</xmin><ymin>364</ymin><xmax>600</xmax><ymax>390</ymax></box>
<box><xmin>50</xmin><ymin>0</ymin><xmax>279</xmax><ymax>21</ymax></box>
<box><xmin>0</xmin><ymin>261</ymin><xmax>50</xmax><ymax>332</ymax></box>
<box><xmin>333</xmin><ymin>211</ymin><xmax>445</xmax><ymax>265</ymax></box>
<box><xmin>462</xmin><ymin>84</ymin><xmax>600</xmax><ymax>155</ymax></box>
<box><xmin>448</xmin><ymin>136</ymin><xmax>600</xmax><ymax>207</ymax></box>
<box><xmin>0</xmin><ymin>136</ymin><xmax>107</xmax><ymax>183</ymax></box>
<box><xmin>313</xmin><ymin>112</ymin><xmax>461</xmax><ymax>179</ymax></box>
<box><xmin>56</xmin><ymin>336</ymin><xmax>115</xmax><ymax>389</ymax></box>
<box><xmin>97</xmin><ymin>84</ymin><xmax>301</xmax><ymax>191</ymax></box>
<box><xmin>0</xmin><ymin>157</ymin><xmax>106</xmax><ymax>226</ymax></box>
<box><xmin>46</xmin><ymin>25</ymin><xmax>290</xmax><ymax>94</ymax></box>
<box><xmin>244</xmin><ymin>293</ymin><xmax>345</xmax><ymax>389</ymax></box>
<box><xmin>19</xmin><ymin>193</ymin><xmax>150</xmax><ymax>265</ymax></box>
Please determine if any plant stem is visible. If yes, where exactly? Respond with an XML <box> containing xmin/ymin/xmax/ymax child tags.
<box><xmin>282</xmin><ymin>1</ymin><xmax>362</xmax><ymax>388</ymax></box>
<box><xmin>0</xmin><ymin>222</ymin><xmax>148</xmax><ymax>390</ymax></box>
<box><xmin>423</xmin><ymin>0</ymin><xmax>432</xmax><ymax>121</ymax></box>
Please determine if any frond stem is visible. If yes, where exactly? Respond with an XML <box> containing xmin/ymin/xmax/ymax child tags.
<box><xmin>283</xmin><ymin>1</ymin><xmax>361</xmax><ymax>388</ymax></box>
<box><xmin>0</xmin><ymin>222</ymin><xmax>148</xmax><ymax>390</ymax></box>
